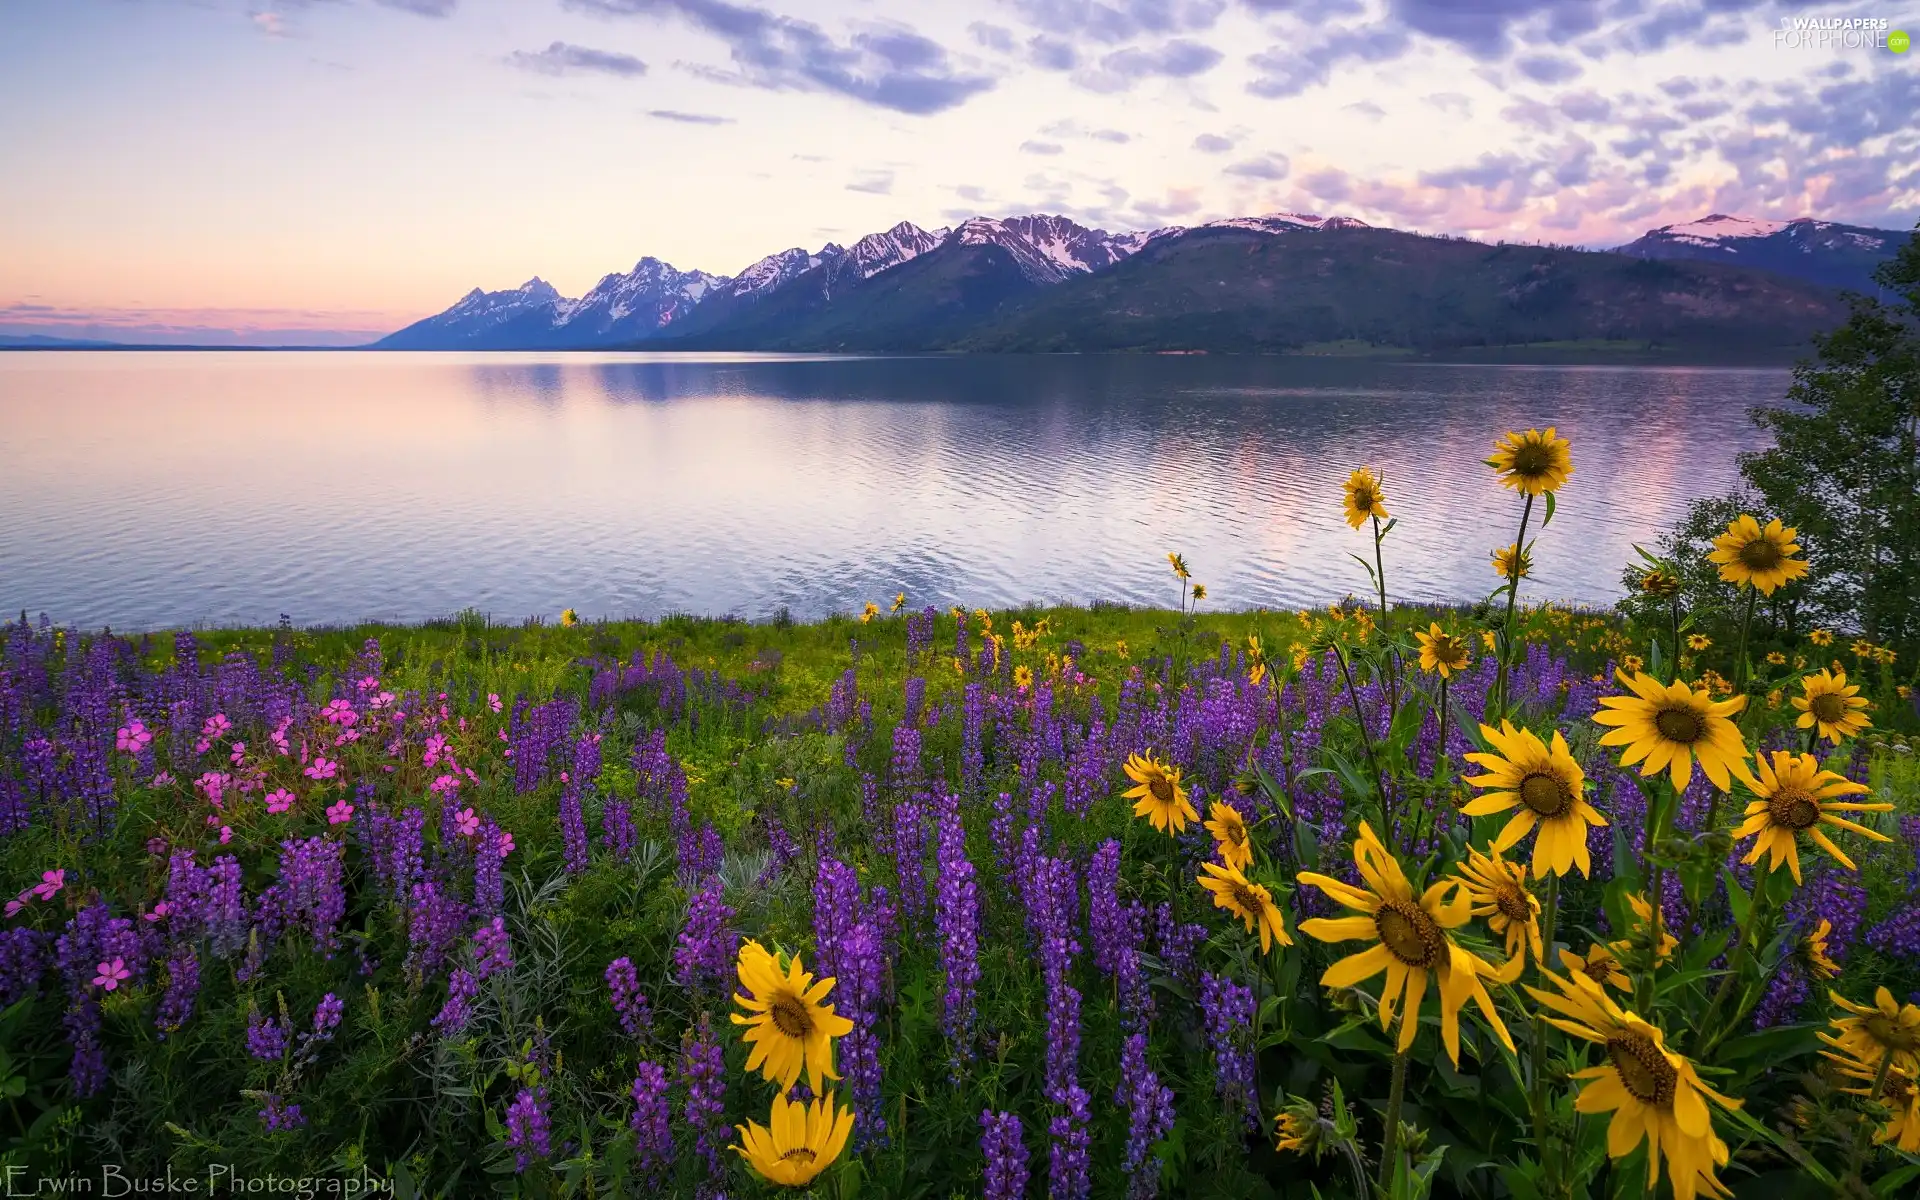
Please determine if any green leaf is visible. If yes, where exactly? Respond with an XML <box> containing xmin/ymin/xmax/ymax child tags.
<box><xmin>1543</xmin><ymin>490</ymin><xmax>1557</xmax><ymax>528</ymax></box>
<box><xmin>1873</xmin><ymin>1163</ymin><xmax>1920</xmax><ymax>1196</ymax></box>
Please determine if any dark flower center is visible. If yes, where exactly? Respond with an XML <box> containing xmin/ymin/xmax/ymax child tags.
<box><xmin>770</xmin><ymin>995</ymin><xmax>814</xmax><ymax>1040</ymax></box>
<box><xmin>1885</xmin><ymin>1074</ymin><xmax>1916</xmax><ymax>1105</ymax></box>
<box><xmin>1809</xmin><ymin>693</ymin><xmax>1848</xmax><ymax>724</ymax></box>
<box><xmin>1582</xmin><ymin>954</ymin><xmax>1616</xmax><ymax>982</ymax></box>
<box><xmin>1228</xmin><ymin>881</ymin><xmax>1264</xmax><ymax>915</ymax></box>
<box><xmin>781</xmin><ymin>1147</ymin><xmax>818</xmax><ymax>1165</ymax></box>
<box><xmin>1353</xmin><ymin>486</ymin><xmax>1378</xmax><ymax>510</ymax></box>
<box><xmin>1512</xmin><ymin>443</ymin><xmax>1553</xmax><ymax>476</ymax></box>
<box><xmin>1375</xmin><ymin>900</ymin><xmax>1445</xmax><ymax>969</ymax></box>
<box><xmin>1766</xmin><ymin>788</ymin><xmax>1821</xmax><ymax>830</ymax></box>
<box><xmin>1222</xmin><ymin>820</ymin><xmax>1246</xmax><ymax>846</ymax></box>
<box><xmin>1434</xmin><ymin>637</ymin><xmax>1467</xmax><ymax>666</ymax></box>
<box><xmin>1738</xmin><ymin>538</ymin><xmax>1784</xmax><ymax>571</ymax></box>
<box><xmin>1607</xmin><ymin>1033</ymin><xmax>1678</xmax><ymax>1106</ymax></box>
<box><xmin>1494</xmin><ymin>885</ymin><xmax>1532</xmax><ymax>924</ymax></box>
<box><xmin>1148</xmin><ymin>774</ymin><xmax>1174</xmax><ymax>804</ymax></box>
<box><xmin>1654</xmin><ymin>706</ymin><xmax>1705</xmax><ymax>744</ymax></box>
<box><xmin>1519</xmin><ymin>772</ymin><xmax>1571</xmax><ymax>817</ymax></box>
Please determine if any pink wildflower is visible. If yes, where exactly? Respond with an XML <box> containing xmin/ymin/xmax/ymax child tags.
<box><xmin>143</xmin><ymin>902</ymin><xmax>172</xmax><ymax>923</ymax></box>
<box><xmin>93</xmin><ymin>958</ymin><xmax>131</xmax><ymax>991</ymax></box>
<box><xmin>33</xmin><ymin>869</ymin><xmax>65</xmax><ymax>900</ymax></box>
<box><xmin>152</xmin><ymin>771</ymin><xmax>175</xmax><ymax>787</ymax></box>
<box><xmin>304</xmin><ymin>757</ymin><xmax>338</xmax><ymax>781</ymax></box>
<box><xmin>115</xmin><ymin>720</ymin><xmax>152</xmax><ymax>753</ymax></box>
<box><xmin>219</xmin><ymin>825</ymin><xmax>233</xmax><ymax>844</ymax></box>
<box><xmin>265</xmin><ymin>788</ymin><xmax>296</xmax><ymax>815</ymax></box>
<box><xmin>326</xmin><ymin>799</ymin><xmax>354</xmax><ymax>826</ymax></box>
<box><xmin>229</xmin><ymin>742</ymin><xmax>247</xmax><ymax>765</ymax></box>
<box><xmin>488</xmin><ymin>693</ymin><xmax>503</xmax><ymax>714</ymax></box>
<box><xmin>202</xmin><ymin>713</ymin><xmax>232</xmax><ymax>739</ymax></box>
<box><xmin>497</xmin><ymin>831</ymin><xmax>515</xmax><ymax>859</ymax></box>
<box><xmin>453</xmin><ymin>807</ymin><xmax>480</xmax><ymax>837</ymax></box>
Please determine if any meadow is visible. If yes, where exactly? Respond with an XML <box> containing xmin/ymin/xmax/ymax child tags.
<box><xmin>2</xmin><ymin>429</ymin><xmax>1918</xmax><ymax>1199</ymax></box>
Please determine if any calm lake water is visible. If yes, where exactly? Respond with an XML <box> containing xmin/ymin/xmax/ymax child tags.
<box><xmin>0</xmin><ymin>351</ymin><xmax>1787</xmax><ymax>631</ymax></box>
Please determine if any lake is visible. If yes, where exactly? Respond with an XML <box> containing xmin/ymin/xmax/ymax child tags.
<box><xmin>0</xmin><ymin>351</ymin><xmax>1787</xmax><ymax>631</ymax></box>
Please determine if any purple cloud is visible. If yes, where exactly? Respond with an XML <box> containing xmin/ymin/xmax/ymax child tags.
<box><xmin>507</xmin><ymin>42</ymin><xmax>647</xmax><ymax>77</ymax></box>
<box><xmin>1193</xmin><ymin>132</ymin><xmax>1234</xmax><ymax>152</ymax></box>
<box><xmin>1225</xmin><ymin>153</ymin><xmax>1290</xmax><ymax>180</ymax></box>
<box><xmin>1075</xmin><ymin>38</ymin><xmax>1223</xmax><ymax>91</ymax></box>
<box><xmin>1003</xmin><ymin>0</ymin><xmax>1228</xmax><ymax>45</ymax></box>
<box><xmin>1515</xmin><ymin>54</ymin><xmax>1581</xmax><ymax>84</ymax></box>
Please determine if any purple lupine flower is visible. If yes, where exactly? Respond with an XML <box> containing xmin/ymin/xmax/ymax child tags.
<box><xmin>259</xmin><ymin>1094</ymin><xmax>306</xmax><ymax>1131</ymax></box>
<box><xmin>989</xmin><ymin>791</ymin><xmax>1019</xmax><ymax>874</ymax></box>
<box><xmin>630</xmin><ymin>1061</ymin><xmax>673</xmax><ymax>1178</ymax></box>
<box><xmin>839</xmin><ymin>920</ymin><xmax>889</xmax><ymax>1149</ymax></box>
<box><xmin>433</xmin><ymin>968</ymin><xmax>479</xmax><ymax>1035</ymax></box>
<box><xmin>603</xmin><ymin>775</ymin><xmax>636</xmax><ymax>862</ymax></box>
<box><xmin>606</xmin><ymin>956</ymin><xmax>651</xmax><ymax>1037</ymax></box>
<box><xmin>1086</xmin><ymin>840</ymin><xmax>1125</xmax><ymax>976</ymax></box>
<box><xmin>472</xmin><ymin>818</ymin><xmax>505</xmax><ymax>919</ymax></box>
<box><xmin>55</xmin><ymin>903</ymin><xmax>142</xmax><ymax>1094</ymax></box>
<box><xmin>404</xmin><ymin>880</ymin><xmax>470</xmax><ymax>982</ymax></box>
<box><xmin>904</xmin><ymin>676</ymin><xmax>928</xmax><ymax>726</ymax></box>
<box><xmin>934</xmin><ymin>811</ymin><xmax>980</xmax><ymax>1066</ymax></box>
<box><xmin>980</xmin><ymin>1110</ymin><xmax>1030</xmax><ymax>1200</ymax></box>
<box><xmin>1048</xmin><ymin>1084</ymin><xmax>1092</xmax><ymax>1200</ymax></box>
<box><xmin>813</xmin><ymin>857</ymin><xmax>862</xmax><ymax>982</ymax></box>
<box><xmin>356</xmin><ymin>804</ymin><xmax>426</xmax><ymax>906</ymax></box>
<box><xmin>247</xmin><ymin>1008</ymin><xmax>292</xmax><ymax>1061</ymax></box>
<box><xmin>505</xmin><ymin>1086</ymin><xmax>552</xmax><ymax>1173</ymax></box>
<box><xmin>890</xmin><ymin>721</ymin><xmax>922</xmax><ymax>791</ymax></box>
<box><xmin>559</xmin><ymin>731</ymin><xmax>598</xmax><ymax>875</ymax></box>
<box><xmin>894</xmin><ymin>793</ymin><xmax>928</xmax><ymax>928</ymax></box>
<box><xmin>1153</xmin><ymin>903</ymin><xmax>1207</xmax><ymax>985</ymax></box>
<box><xmin>1200</xmin><ymin>971</ymin><xmax>1259</xmax><ymax>1129</ymax></box>
<box><xmin>962</xmin><ymin>684</ymin><xmax>986</xmax><ymax>799</ymax></box>
<box><xmin>269</xmin><ymin>836</ymin><xmax>347</xmax><ymax>955</ymax></box>
<box><xmin>672</xmin><ymin>879</ymin><xmax>737</xmax><ymax>996</ymax></box>
<box><xmin>473</xmin><ymin>917</ymin><xmax>513</xmax><ymax>981</ymax></box>
<box><xmin>1116</xmin><ymin>1032</ymin><xmax>1175</xmax><ymax>1195</ymax></box>
<box><xmin>293</xmin><ymin>992</ymin><xmax>343</xmax><ymax>1065</ymax></box>
<box><xmin>680</xmin><ymin>1016</ymin><xmax>727</xmax><ymax>1179</ymax></box>
<box><xmin>0</xmin><ymin>927</ymin><xmax>47</xmax><ymax>1007</ymax></box>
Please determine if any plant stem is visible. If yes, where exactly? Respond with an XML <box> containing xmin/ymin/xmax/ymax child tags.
<box><xmin>1379</xmin><ymin>1042</ymin><xmax>1411</xmax><ymax>1192</ymax></box>
<box><xmin>1698</xmin><ymin>882</ymin><xmax>1771</xmax><ymax>1057</ymax></box>
<box><xmin>1636</xmin><ymin>783</ymin><xmax>1667</xmax><ymax>1016</ymax></box>
<box><xmin>1373</xmin><ymin>514</ymin><xmax>1399</xmax><ymax>721</ymax></box>
<box><xmin>1336</xmin><ymin>647</ymin><xmax>1390</xmax><ymax>833</ymax></box>
<box><xmin>1531</xmin><ymin>875</ymin><xmax>1561</xmax><ymax>1192</ymax></box>
<box><xmin>1732</xmin><ymin>585</ymin><xmax>1758</xmax><ymax>694</ymax></box>
<box><xmin>1493</xmin><ymin>493</ymin><xmax>1536</xmax><ymax>715</ymax></box>
<box><xmin>1668</xmin><ymin>596</ymin><xmax>1683</xmax><ymax>684</ymax></box>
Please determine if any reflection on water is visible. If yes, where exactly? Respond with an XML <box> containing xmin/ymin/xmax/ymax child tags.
<box><xmin>0</xmin><ymin>351</ymin><xmax>1785</xmax><ymax>630</ymax></box>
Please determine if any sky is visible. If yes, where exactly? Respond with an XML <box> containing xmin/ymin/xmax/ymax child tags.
<box><xmin>1</xmin><ymin>0</ymin><xmax>1916</xmax><ymax>345</ymax></box>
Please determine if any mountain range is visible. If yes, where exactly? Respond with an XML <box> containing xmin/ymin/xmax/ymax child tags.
<box><xmin>374</xmin><ymin>210</ymin><xmax>1913</xmax><ymax>358</ymax></box>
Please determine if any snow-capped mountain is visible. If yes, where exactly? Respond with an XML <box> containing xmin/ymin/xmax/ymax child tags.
<box><xmin>948</xmin><ymin>214</ymin><xmax>1181</xmax><ymax>284</ymax></box>
<box><xmin>1204</xmin><ymin>212</ymin><xmax>1372</xmax><ymax>235</ymax></box>
<box><xmin>374</xmin><ymin>209</ymin><xmax>1389</xmax><ymax>348</ymax></box>
<box><xmin>1613</xmin><ymin>214</ymin><xmax>1908</xmax><ymax>291</ymax></box>
<box><xmin>376</xmin><ymin>278</ymin><xmax>566</xmax><ymax>349</ymax></box>
<box><xmin>554</xmin><ymin>258</ymin><xmax>730</xmax><ymax>343</ymax></box>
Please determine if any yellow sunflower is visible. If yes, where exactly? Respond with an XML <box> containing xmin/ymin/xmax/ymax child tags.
<box><xmin>1273</xmin><ymin>1110</ymin><xmax>1312</xmax><ymax>1155</ymax></box>
<box><xmin>1560</xmin><ymin>943</ymin><xmax>1631</xmax><ymax>993</ymax></box>
<box><xmin>1593</xmin><ymin>671</ymin><xmax>1753</xmax><ymax>792</ymax></box>
<box><xmin>1799</xmin><ymin>919</ymin><xmax>1840</xmax><ymax>982</ymax></box>
<box><xmin>1461</xmin><ymin>721</ymin><xmax>1607</xmax><ymax>878</ymax></box>
<box><xmin>1822</xmin><ymin>987</ymin><xmax>1920</xmax><ymax>1075</ymax></box>
<box><xmin>1792</xmin><ymin>668</ymin><xmax>1872</xmax><ymax>744</ymax></box>
<box><xmin>1190</xmin><ymin>583</ymin><xmax>1207</xmax><ymax>602</ymax></box>
<box><xmin>1823</xmin><ymin>1046</ymin><xmax>1920</xmax><ymax>1152</ymax></box>
<box><xmin>1707</xmin><ymin>515</ymin><xmax>1809</xmax><ymax>595</ymax></box>
<box><xmin>732</xmin><ymin>1091</ymin><xmax>855</xmax><ymax>1187</ymax></box>
<box><xmin>1454</xmin><ymin>845</ymin><xmax>1542</xmax><ymax>968</ymax></box>
<box><xmin>1850</xmin><ymin>638</ymin><xmax>1875</xmax><ymax>658</ymax></box>
<box><xmin>1296</xmin><ymin>822</ymin><xmax>1515</xmax><ymax>1065</ymax></box>
<box><xmin>1167</xmin><ymin>552</ymin><xmax>1190</xmax><ymax>580</ymax></box>
<box><xmin>1414</xmin><ymin>623</ymin><xmax>1472</xmax><ymax>678</ymax></box>
<box><xmin>1525</xmin><ymin>970</ymin><xmax>1740</xmax><ymax>1200</ymax></box>
<box><xmin>1123</xmin><ymin>752</ymin><xmax>1197</xmax><ymax>834</ymax></box>
<box><xmin>860</xmin><ymin>602</ymin><xmax>880</xmax><ymax>624</ymax></box>
<box><xmin>1486</xmin><ymin>427</ymin><xmax>1574</xmax><ymax>496</ymax></box>
<box><xmin>1622</xmin><ymin>654</ymin><xmax>1644</xmax><ymax>673</ymax></box>
<box><xmin>731</xmin><ymin>942</ymin><xmax>854</xmax><ymax>1092</ymax></box>
<box><xmin>890</xmin><ymin>592</ymin><xmax>906</xmax><ymax>613</ymax></box>
<box><xmin>1732</xmin><ymin>750</ymin><xmax>1891</xmax><ymax>884</ymax></box>
<box><xmin>1012</xmin><ymin>665</ymin><xmax>1034</xmax><ymax>690</ymax></box>
<box><xmin>1491</xmin><ymin>543</ymin><xmax>1533</xmax><ymax>581</ymax></box>
<box><xmin>1808</xmin><ymin>628</ymin><xmax>1833</xmax><ymax>646</ymax></box>
<box><xmin>1198</xmin><ymin>862</ymin><xmax>1291</xmax><ymax>952</ymax></box>
<box><xmin>1205</xmin><ymin>800</ymin><xmax>1254</xmax><ymax>871</ymax></box>
<box><xmin>559</xmin><ymin>608</ymin><xmax>579</xmax><ymax>627</ymax></box>
<box><xmin>1342</xmin><ymin>467</ymin><xmax>1389</xmax><ymax>530</ymax></box>
<box><xmin>1609</xmin><ymin>892</ymin><xmax>1677</xmax><ymax>967</ymax></box>
<box><xmin>1640</xmin><ymin>567</ymin><xmax>1682</xmax><ymax>598</ymax></box>
<box><xmin>1686</xmin><ymin>633</ymin><xmax>1711</xmax><ymax>652</ymax></box>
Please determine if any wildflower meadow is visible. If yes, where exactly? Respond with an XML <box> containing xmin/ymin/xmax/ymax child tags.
<box><xmin>2</xmin><ymin>427</ymin><xmax>1918</xmax><ymax>1199</ymax></box>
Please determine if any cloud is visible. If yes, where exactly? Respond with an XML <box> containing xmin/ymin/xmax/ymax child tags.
<box><xmin>250</xmin><ymin>11</ymin><xmax>287</xmax><ymax>37</ymax></box>
<box><xmin>1344</xmin><ymin>99</ymin><xmax>1385</xmax><ymax>119</ymax></box>
<box><xmin>1041</xmin><ymin>119</ymin><xmax>1132</xmax><ymax>143</ymax></box>
<box><xmin>1028</xmin><ymin>35</ymin><xmax>1078</xmax><ymax>70</ymax></box>
<box><xmin>1554</xmin><ymin>90</ymin><xmax>1610</xmax><ymax>121</ymax></box>
<box><xmin>954</xmin><ymin>184</ymin><xmax>991</xmax><ymax>201</ymax></box>
<box><xmin>1386</xmin><ymin>0</ymin><xmax>1605</xmax><ymax>60</ymax></box>
<box><xmin>1242</xmin><ymin>0</ymin><xmax>1363</xmax><ymax>12</ymax></box>
<box><xmin>564</xmin><ymin>0</ymin><xmax>994</xmax><ymax>115</ymax></box>
<box><xmin>1425</xmin><ymin>91</ymin><xmax>1472</xmax><ymax>117</ymax></box>
<box><xmin>1020</xmin><ymin>140</ymin><xmax>1065</xmax><ymax>155</ymax></box>
<box><xmin>967</xmin><ymin>21</ymin><xmax>1015</xmax><ymax>53</ymax></box>
<box><xmin>1075</xmin><ymin>39</ymin><xmax>1222</xmax><ymax>91</ymax></box>
<box><xmin>1002</xmin><ymin>0</ymin><xmax>1228</xmax><ymax>46</ymax></box>
<box><xmin>1514</xmin><ymin>53</ymin><xmax>1581</xmax><ymax>84</ymax></box>
<box><xmin>1225</xmin><ymin>153</ymin><xmax>1290</xmax><ymax>180</ymax></box>
<box><xmin>374</xmin><ymin>0</ymin><xmax>457</xmax><ymax>14</ymax></box>
<box><xmin>1247</xmin><ymin>26</ymin><xmax>1409</xmax><ymax>98</ymax></box>
<box><xmin>846</xmin><ymin>170</ymin><xmax>894</xmax><ymax>194</ymax></box>
<box><xmin>648</xmin><ymin>109</ymin><xmax>734</xmax><ymax>123</ymax></box>
<box><xmin>507</xmin><ymin>42</ymin><xmax>648</xmax><ymax>77</ymax></box>
<box><xmin>1192</xmin><ymin>132</ymin><xmax>1234</xmax><ymax>153</ymax></box>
